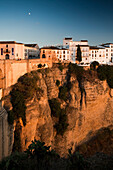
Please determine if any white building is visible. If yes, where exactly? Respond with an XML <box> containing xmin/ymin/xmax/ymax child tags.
<box><xmin>89</xmin><ymin>43</ymin><xmax>113</xmax><ymax>64</ymax></box>
<box><xmin>24</xmin><ymin>44</ymin><xmax>39</xmax><ymax>59</ymax></box>
<box><xmin>0</xmin><ymin>41</ymin><xmax>39</xmax><ymax>60</ymax></box>
<box><xmin>63</xmin><ymin>38</ymin><xmax>89</xmax><ymax>64</ymax></box>
<box><xmin>101</xmin><ymin>43</ymin><xmax>113</xmax><ymax>63</ymax></box>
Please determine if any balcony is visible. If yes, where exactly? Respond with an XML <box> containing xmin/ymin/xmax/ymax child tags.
<box><xmin>3</xmin><ymin>49</ymin><xmax>10</xmax><ymax>54</ymax></box>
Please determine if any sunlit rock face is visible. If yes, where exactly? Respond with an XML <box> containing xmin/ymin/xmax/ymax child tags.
<box><xmin>12</xmin><ymin>67</ymin><xmax>113</xmax><ymax>156</ymax></box>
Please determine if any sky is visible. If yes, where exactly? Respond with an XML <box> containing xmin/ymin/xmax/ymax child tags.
<box><xmin>0</xmin><ymin>0</ymin><xmax>113</xmax><ymax>47</ymax></box>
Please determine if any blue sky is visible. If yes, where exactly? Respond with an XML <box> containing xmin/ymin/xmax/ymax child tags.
<box><xmin>0</xmin><ymin>0</ymin><xmax>113</xmax><ymax>47</ymax></box>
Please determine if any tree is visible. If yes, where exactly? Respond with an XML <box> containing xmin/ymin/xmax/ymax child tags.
<box><xmin>76</xmin><ymin>45</ymin><xmax>82</xmax><ymax>63</ymax></box>
<box><xmin>90</xmin><ymin>61</ymin><xmax>99</xmax><ymax>70</ymax></box>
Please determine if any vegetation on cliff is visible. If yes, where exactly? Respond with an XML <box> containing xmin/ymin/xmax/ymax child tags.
<box><xmin>8</xmin><ymin>71</ymin><xmax>44</xmax><ymax>152</ymax></box>
<box><xmin>1</xmin><ymin>138</ymin><xmax>113</xmax><ymax>170</ymax></box>
<box><xmin>0</xmin><ymin>139</ymin><xmax>87</xmax><ymax>170</ymax></box>
<box><xmin>49</xmin><ymin>98</ymin><xmax>68</xmax><ymax>135</ymax></box>
<box><xmin>97</xmin><ymin>65</ymin><xmax>113</xmax><ymax>88</ymax></box>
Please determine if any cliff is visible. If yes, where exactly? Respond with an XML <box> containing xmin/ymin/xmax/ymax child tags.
<box><xmin>5</xmin><ymin>64</ymin><xmax>113</xmax><ymax>157</ymax></box>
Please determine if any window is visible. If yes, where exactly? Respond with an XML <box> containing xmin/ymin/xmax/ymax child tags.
<box><xmin>106</xmin><ymin>53</ymin><xmax>108</xmax><ymax>56</ymax></box>
<box><xmin>106</xmin><ymin>49</ymin><xmax>108</xmax><ymax>52</ymax></box>
<box><xmin>42</xmin><ymin>54</ymin><xmax>46</xmax><ymax>58</ymax></box>
<box><xmin>12</xmin><ymin>48</ymin><xmax>14</xmax><ymax>55</ymax></box>
<box><xmin>43</xmin><ymin>50</ymin><xmax>45</xmax><ymax>53</ymax></box>
<box><xmin>111</xmin><ymin>53</ymin><xmax>113</xmax><ymax>56</ymax></box>
<box><xmin>1</xmin><ymin>48</ymin><xmax>3</xmax><ymax>55</ymax></box>
<box><xmin>6</xmin><ymin>45</ymin><xmax>8</xmax><ymax>48</ymax></box>
<box><xmin>6</xmin><ymin>49</ymin><xmax>8</xmax><ymax>52</ymax></box>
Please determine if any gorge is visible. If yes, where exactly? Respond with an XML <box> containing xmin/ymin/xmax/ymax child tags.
<box><xmin>2</xmin><ymin>63</ymin><xmax>113</xmax><ymax>159</ymax></box>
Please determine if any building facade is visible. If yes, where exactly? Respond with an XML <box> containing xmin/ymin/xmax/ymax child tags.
<box><xmin>40</xmin><ymin>46</ymin><xmax>71</xmax><ymax>63</ymax></box>
<box><xmin>63</xmin><ymin>38</ymin><xmax>89</xmax><ymax>64</ymax></box>
<box><xmin>24</xmin><ymin>44</ymin><xmax>39</xmax><ymax>59</ymax></box>
<box><xmin>89</xmin><ymin>43</ymin><xmax>113</xmax><ymax>64</ymax></box>
<box><xmin>0</xmin><ymin>41</ymin><xmax>39</xmax><ymax>60</ymax></box>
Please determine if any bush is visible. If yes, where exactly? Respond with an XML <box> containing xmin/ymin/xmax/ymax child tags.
<box><xmin>58</xmin><ymin>63</ymin><xmax>64</xmax><ymax>72</ymax></box>
<box><xmin>97</xmin><ymin>65</ymin><xmax>107</xmax><ymax>81</ymax></box>
<box><xmin>68</xmin><ymin>150</ymin><xmax>87</xmax><ymax>170</ymax></box>
<box><xmin>59</xmin><ymin>85</ymin><xmax>68</xmax><ymax>101</ymax></box>
<box><xmin>49</xmin><ymin>98</ymin><xmax>61</xmax><ymax>117</ymax></box>
<box><xmin>13</xmin><ymin>122</ymin><xmax>22</xmax><ymax>152</ymax></box>
<box><xmin>10</xmin><ymin>88</ymin><xmax>26</xmax><ymax>126</ymax></box>
<box><xmin>49</xmin><ymin>99</ymin><xmax>68</xmax><ymax>135</ymax></box>
<box><xmin>38</xmin><ymin>63</ymin><xmax>42</xmax><ymax>68</ymax></box>
<box><xmin>8</xmin><ymin>110</ymin><xmax>14</xmax><ymax>125</ymax></box>
<box><xmin>90</xmin><ymin>61</ymin><xmax>99</xmax><ymax>70</ymax></box>
<box><xmin>25</xmin><ymin>140</ymin><xmax>57</xmax><ymax>159</ymax></box>
<box><xmin>56</xmin><ymin>80</ymin><xmax>60</xmax><ymax>87</ymax></box>
<box><xmin>68</xmin><ymin>63</ymin><xmax>84</xmax><ymax>82</ymax></box>
<box><xmin>54</xmin><ymin>109</ymin><xmax>68</xmax><ymax>136</ymax></box>
<box><xmin>97</xmin><ymin>65</ymin><xmax>113</xmax><ymax>88</ymax></box>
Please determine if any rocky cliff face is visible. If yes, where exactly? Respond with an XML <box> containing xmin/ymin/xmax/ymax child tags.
<box><xmin>7</xmin><ymin>66</ymin><xmax>113</xmax><ymax>157</ymax></box>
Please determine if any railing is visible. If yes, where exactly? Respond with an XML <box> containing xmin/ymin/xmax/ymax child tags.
<box><xmin>3</xmin><ymin>50</ymin><xmax>10</xmax><ymax>54</ymax></box>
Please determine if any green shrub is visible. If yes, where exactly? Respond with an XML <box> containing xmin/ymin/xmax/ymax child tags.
<box><xmin>10</xmin><ymin>88</ymin><xmax>26</xmax><ymax>126</ymax></box>
<box><xmin>49</xmin><ymin>98</ymin><xmax>61</xmax><ymax>117</ymax></box>
<box><xmin>59</xmin><ymin>85</ymin><xmax>68</xmax><ymax>101</ymax></box>
<box><xmin>97</xmin><ymin>65</ymin><xmax>113</xmax><ymax>88</ymax></box>
<box><xmin>49</xmin><ymin>99</ymin><xmax>68</xmax><ymax>135</ymax></box>
<box><xmin>8</xmin><ymin>110</ymin><xmax>14</xmax><ymax>125</ymax></box>
<box><xmin>68</xmin><ymin>63</ymin><xmax>84</xmax><ymax>82</ymax></box>
<box><xmin>58</xmin><ymin>63</ymin><xmax>64</xmax><ymax>72</ymax></box>
<box><xmin>90</xmin><ymin>61</ymin><xmax>99</xmax><ymax>70</ymax></box>
<box><xmin>56</xmin><ymin>80</ymin><xmax>60</xmax><ymax>86</ymax></box>
<box><xmin>13</xmin><ymin>122</ymin><xmax>22</xmax><ymax>152</ymax></box>
<box><xmin>0</xmin><ymin>152</ymin><xmax>28</xmax><ymax>170</ymax></box>
<box><xmin>68</xmin><ymin>150</ymin><xmax>87</xmax><ymax>170</ymax></box>
<box><xmin>25</xmin><ymin>140</ymin><xmax>57</xmax><ymax>159</ymax></box>
<box><xmin>38</xmin><ymin>63</ymin><xmax>42</xmax><ymax>68</ymax></box>
<box><xmin>54</xmin><ymin>109</ymin><xmax>68</xmax><ymax>136</ymax></box>
<box><xmin>97</xmin><ymin>65</ymin><xmax>107</xmax><ymax>80</ymax></box>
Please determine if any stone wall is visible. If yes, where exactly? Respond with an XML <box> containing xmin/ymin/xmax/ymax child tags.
<box><xmin>0</xmin><ymin>59</ymin><xmax>52</xmax><ymax>96</ymax></box>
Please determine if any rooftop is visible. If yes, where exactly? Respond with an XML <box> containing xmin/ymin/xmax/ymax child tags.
<box><xmin>64</xmin><ymin>38</ymin><xmax>72</xmax><ymax>40</ymax></box>
<box><xmin>40</xmin><ymin>46</ymin><xmax>68</xmax><ymax>50</ymax></box>
<box><xmin>25</xmin><ymin>44</ymin><xmax>38</xmax><ymax>48</ymax></box>
<box><xmin>81</xmin><ymin>40</ymin><xmax>88</xmax><ymax>42</ymax></box>
<box><xmin>0</xmin><ymin>41</ymin><xmax>24</xmax><ymax>45</ymax></box>
<box><xmin>90</xmin><ymin>46</ymin><xmax>105</xmax><ymax>50</ymax></box>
